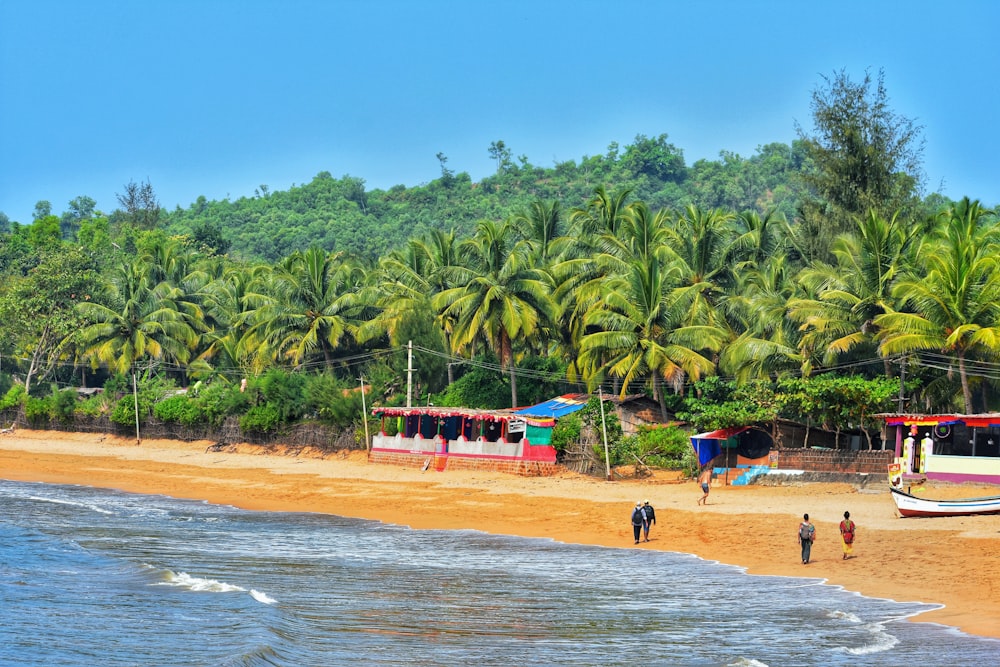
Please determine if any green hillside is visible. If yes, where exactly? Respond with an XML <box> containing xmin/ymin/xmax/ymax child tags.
<box><xmin>161</xmin><ymin>135</ymin><xmax>809</xmax><ymax>263</ymax></box>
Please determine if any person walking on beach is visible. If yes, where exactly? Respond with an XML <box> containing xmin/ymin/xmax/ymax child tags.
<box><xmin>798</xmin><ymin>513</ymin><xmax>815</xmax><ymax>564</ymax></box>
<box><xmin>641</xmin><ymin>499</ymin><xmax>656</xmax><ymax>542</ymax></box>
<box><xmin>839</xmin><ymin>511</ymin><xmax>856</xmax><ymax>560</ymax></box>
<box><xmin>697</xmin><ymin>466</ymin><xmax>712</xmax><ymax>505</ymax></box>
<box><xmin>631</xmin><ymin>502</ymin><xmax>647</xmax><ymax>544</ymax></box>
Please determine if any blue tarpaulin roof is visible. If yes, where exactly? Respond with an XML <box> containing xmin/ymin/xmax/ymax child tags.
<box><xmin>512</xmin><ymin>394</ymin><xmax>590</xmax><ymax>419</ymax></box>
<box><xmin>690</xmin><ymin>427</ymin><xmax>748</xmax><ymax>466</ymax></box>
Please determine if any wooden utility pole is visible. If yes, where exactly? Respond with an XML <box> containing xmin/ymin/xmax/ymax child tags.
<box><xmin>360</xmin><ymin>375</ymin><xmax>370</xmax><ymax>451</ymax></box>
<box><xmin>406</xmin><ymin>341</ymin><xmax>413</xmax><ymax>408</ymax></box>
<box><xmin>132</xmin><ymin>371</ymin><xmax>140</xmax><ymax>445</ymax></box>
<box><xmin>599</xmin><ymin>387</ymin><xmax>612</xmax><ymax>481</ymax></box>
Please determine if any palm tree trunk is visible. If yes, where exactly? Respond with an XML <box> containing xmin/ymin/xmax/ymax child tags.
<box><xmin>652</xmin><ymin>370</ymin><xmax>667</xmax><ymax>421</ymax></box>
<box><xmin>959</xmin><ymin>352</ymin><xmax>972</xmax><ymax>413</ymax></box>
<box><xmin>509</xmin><ymin>364</ymin><xmax>518</xmax><ymax>408</ymax></box>
<box><xmin>501</xmin><ymin>331</ymin><xmax>517</xmax><ymax>408</ymax></box>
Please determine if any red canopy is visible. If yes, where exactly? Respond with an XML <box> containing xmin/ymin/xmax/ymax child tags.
<box><xmin>691</xmin><ymin>426</ymin><xmax>748</xmax><ymax>441</ymax></box>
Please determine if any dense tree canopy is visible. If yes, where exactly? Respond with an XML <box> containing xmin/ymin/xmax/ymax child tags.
<box><xmin>2</xmin><ymin>71</ymin><xmax>998</xmax><ymax>437</ymax></box>
<box><xmin>795</xmin><ymin>68</ymin><xmax>926</xmax><ymax>261</ymax></box>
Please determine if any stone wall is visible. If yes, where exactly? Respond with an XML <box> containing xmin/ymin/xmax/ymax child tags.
<box><xmin>367</xmin><ymin>451</ymin><xmax>560</xmax><ymax>477</ymax></box>
<box><xmin>773</xmin><ymin>448</ymin><xmax>893</xmax><ymax>474</ymax></box>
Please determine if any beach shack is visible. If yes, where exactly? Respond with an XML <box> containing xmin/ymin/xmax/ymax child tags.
<box><xmin>690</xmin><ymin>426</ymin><xmax>775</xmax><ymax>486</ymax></box>
<box><xmin>369</xmin><ymin>394</ymin><xmax>589</xmax><ymax>476</ymax></box>
<box><xmin>881</xmin><ymin>414</ymin><xmax>1000</xmax><ymax>485</ymax></box>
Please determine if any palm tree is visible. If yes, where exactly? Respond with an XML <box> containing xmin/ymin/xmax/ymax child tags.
<box><xmin>243</xmin><ymin>246</ymin><xmax>364</xmax><ymax>371</ymax></box>
<box><xmin>578</xmin><ymin>254</ymin><xmax>725</xmax><ymax>419</ymax></box>
<box><xmin>874</xmin><ymin>199</ymin><xmax>1000</xmax><ymax>412</ymax></box>
<box><xmin>358</xmin><ymin>234</ymin><xmax>458</xmax><ymax>394</ymax></box>
<box><xmin>433</xmin><ymin>219</ymin><xmax>556</xmax><ymax>407</ymax></box>
<box><xmin>789</xmin><ymin>210</ymin><xmax>917</xmax><ymax>375</ymax></box>
<box><xmin>610</xmin><ymin>200</ymin><xmax>674</xmax><ymax>264</ymax></box>
<box><xmin>510</xmin><ymin>199</ymin><xmax>564</xmax><ymax>265</ymax></box>
<box><xmin>360</xmin><ymin>229</ymin><xmax>468</xmax><ymax>347</ymax></box>
<box><xmin>728</xmin><ymin>209</ymin><xmax>790</xmax><ymax>271</ymax></box>
<box><xmin>74</xmin><ymin>261</ymin><xmax>199</xmax><ymax>376</ymax></box>
<box><xmin>553</xmin><ymin>200</ymin><xmax>674</xmax><ymax>386</ymax></box>
<box><xmin>360</xmin><ymin>237</ymin><xmax>438</xmax><ymax>346</ymax></box>
<box><xmin>661</xmin><ymin>205</ymin><xmax>737</xmax><ymax>329</ymax></box>
<box><xmin>194</xmin><ymin>262</ymin><xmax>269</xmax><ymax>380</ymax></box>
<box><xmin>555</xmin><ymin>187</ymin><xmax>636</xmax><ymax>322</ymax></box>
<box><xmin>568</xmin><ymin>186</ymin><xmax>632</xmax><ymax>238</ymax></box>
<box><xmin>716</xmin><ymin>209</ymin><xmax>808</xmax><ymax>380</ymax></box>
<box><xmin>720</xmin><ymin>254</ymin><xmax>807</xmax><ymax>382</ymax></box>
<box><xmin>142</xmin><ymin>236</ymin><xmax>197</xmax><ymax>286</ymax></box>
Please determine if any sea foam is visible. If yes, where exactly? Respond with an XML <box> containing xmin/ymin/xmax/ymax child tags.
<box><xmin>28</xmin><ymin>495</ymin><xmax>114</xmax><ymax>515</ymax></box>
<box><xmin>842</xmin><ymin>622</ymin><xmax>900</xmax><ymax>655</ymax></box>
<box><xmin>155</xmin><ymin>570</ymin><xmax>246</xmax><ymax>593</ymax></box>
<box><xmin>249</xmin><ymin>589</ymin><xmax>277</xmax><ymax>604</ymax></box>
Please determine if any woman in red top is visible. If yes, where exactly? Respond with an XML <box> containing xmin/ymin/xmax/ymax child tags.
<box><xmin>839</xmin><ymin>510</ymin><xmax>856</xmax><ymax>560</ymax></box>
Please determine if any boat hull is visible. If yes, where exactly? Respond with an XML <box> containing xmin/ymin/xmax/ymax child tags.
<box><xmin>889</xmin><ymin>486</ymin><xmax>1000</xmax><ymax>518</ymax></box>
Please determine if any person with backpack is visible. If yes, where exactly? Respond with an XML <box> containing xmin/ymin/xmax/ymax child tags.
<box><xmin>641</xmin><ymin>499</ymin><xmax>656</xmax><ymax>542</ymax></box>
<box><xmin>839</xmin><ymin>511</ymin><xmax>856</xmax><ymax>560</ymax></box>
<box><xmin>631</xmin><ymin>502</ymin><xmax>647</xmax><ymax>544</ymax></box>
<box><xmin>798</xmin><ymin>513</ymin><xmax>816</xmax><ymax>564</ymax></box>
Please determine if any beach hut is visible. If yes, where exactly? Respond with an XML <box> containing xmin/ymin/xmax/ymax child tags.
<box><xmin>690</xmin><ymin>426</ymin><xmax>774</xmax><ymax>484</ymax></box>
<box><xmin>368</xmin><ymin>394</ymin><xmax>589</xmax><ymax>476</ymax></box>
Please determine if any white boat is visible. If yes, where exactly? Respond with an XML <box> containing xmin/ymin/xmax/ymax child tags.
<box><xmin>889</xmin><ymin>486</ymin><xmax>1000</xmax><ymax>518</ymax></box>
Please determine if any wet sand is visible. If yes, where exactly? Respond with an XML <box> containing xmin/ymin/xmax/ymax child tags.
<box><xmin>1</xmin><ymin>429</ymin><xmax>998</xmax><ymax>639</ymax></box>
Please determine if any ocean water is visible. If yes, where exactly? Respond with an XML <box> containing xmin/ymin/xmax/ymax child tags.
<box><xmin>0</xmin><ymin>480</ymin><xmax>995</xmax><ymax>667</ymax></box>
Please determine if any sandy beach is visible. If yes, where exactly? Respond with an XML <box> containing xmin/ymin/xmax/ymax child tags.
<box><xmin>2</xmin><ymin>429</ymin><xmax>999</xmax><ymax>640</ymax></box>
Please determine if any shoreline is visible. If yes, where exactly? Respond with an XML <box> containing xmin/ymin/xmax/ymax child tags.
<box><xmin>2</xmin><ymin>429</ymin><xmax>999</xmax><ymax>640</ymax></box>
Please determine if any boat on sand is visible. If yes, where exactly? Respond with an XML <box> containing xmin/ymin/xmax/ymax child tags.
<box><xmin>889</xmin><ymin>486</ymin><xmax>1000</xmax><ymax>518</ymax></box>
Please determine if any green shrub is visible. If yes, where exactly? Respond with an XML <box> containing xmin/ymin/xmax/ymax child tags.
<box><xmin>596</xmin><ymin>425</ymin><xmax>699</xmax><ymax>472</ymax></box>
<box><xmin>110</xmin><ymin>395</ymin><xmax>139</xmax><ymax>426</ymax></box>
<box><xmin>550</xmin><ymin>412</ymin><xmax>582</xmax><ymax>453</ymax></box>
<box><xmin>103</xmin><ymin>373</ymin><xmax>131</xmax><ymax>399</ymax></box>
<box><xmin>24</xmin><ymin>395</ymin><xmax>53</xmax><ymax>424</ymax></box>
<box><xmin>634</xmin><ymin>425</ymin><xmax>693</xmax><ymax>469</ymax></box>
<box><xmin>76</xmin><ymin>393</ymin><xmax>111</xmax><ymax>417</ymax></box>
<box><xmin>195</xmin><ymin>381</ymin><xmax>251</xmax><ymax>426</ymax></box>
<box><xmin>51</xmin><ymin>388</ymin><xmax>78</xmax><ymax>422</ymax></box>
<box><xmin>108</xmin><ymin>374</ymin><xmax>176</xmax><ymax>426</ymax></box>
<box><xmin>240</xmin><ymin>405</ymin><xmax>280</xmax><ymax>433</ymax></box>
<box><xmin>602</xmin><ymin>433</ymin><xmax>640</xmax><ymax>467</ymax></box>
<box><xmin>154</xmin><ymin>394</ymin><xmax>202</xmax><ymax>426</ymax></box>
<box><xmin>551</xmin><ymin>397</ymin><xmax>625</xmax><ymax>459</ymax></box>
<box><xmin>678</xmin><ymin>446</ymin><xmax>700</xmax><ymax>478</ymax></box>
<box><xmin>253</xmin><ymin>369</ymin><xmax>306</xmax><ymax>422</ymax></box>
<box><xmin>0</xmin><ymin>384</ymin><xmax>26</xmax><ymax>411</ymax></box>
<box><xmin>304</xmin><ymin>374</ymin><xmax>365</xmax><ymax>427</ymax></box>
<box><xmin>433</xmin><ymin>356</ymin><xmax>510</xmax><ymax>409</ymax></box>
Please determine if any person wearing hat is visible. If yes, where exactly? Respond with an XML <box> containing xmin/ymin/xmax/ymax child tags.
<box><xmin>630</xmin><ymin>501</ymin><xmax>647</xmax><ymax>544</ymax></box>
<box><xmin>641</xmin><ymin>499</ymin><xmax>656</xmax><ymax>542</ymax></box>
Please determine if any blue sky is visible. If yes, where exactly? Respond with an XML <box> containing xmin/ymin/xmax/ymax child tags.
<box><xmin>2</xmin><ymin>1</ymin><xmax>998</xmax><ymax>224</ymax></box>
